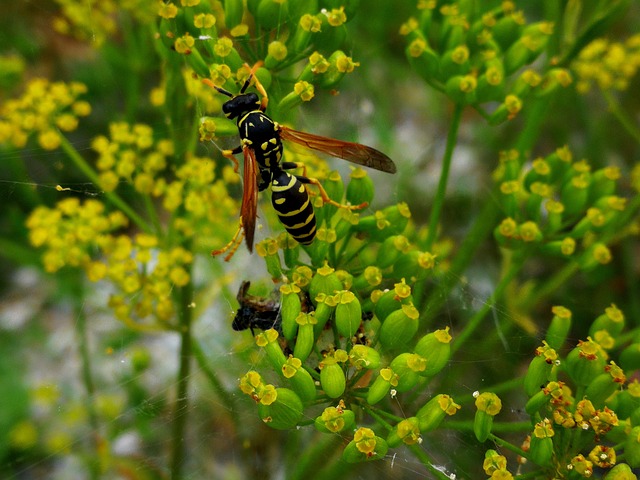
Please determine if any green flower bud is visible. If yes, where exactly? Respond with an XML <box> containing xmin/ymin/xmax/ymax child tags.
<box><xmin>315</xmin><ymin>402</ymin><xmax>355</xmax><ymax>434</ymax></box>
<box><xmin>375</xmin><ymin>235</ymin><xmax>409</xmax><ymax>269</ymax></box>
<box><xmin>525</xmin><ymin>381</ymin><xmax>564</xmax><ymax>416</ymax></box>
<box><xmin>390</xmin><ymin>353</ymin><xmax>426</xmax><ymax>393</ymax></box>
<box><xmin>545</xmin><ymin>305</ymin><xmax>572</xmax><ymax>350</ymax></box>
<box><xmin>517</xmin><ymin>221</ymin><xmax>543</xmax><ymax>243</ymax></box>
<box><xmin>488</xmin><ymin>94</ymin><xmax>522</xmax><ymax>125</ymax></box>
<box><xmin>590</xmin><ymin>166</ymin><xmax>620</xmax><ymax>200</ymax></box>
<box><xmin>352</xmin><ymin>266</ymin><xmax>382</xmax><ymax>292</ymax></box>
<box><xmin>387</xmin><ymin>417</ymin><xmax>421</xmax><ymax>448</ymax></box>
<box><xmin>537</xmin><ymin>68</ymin><xmax>572</xmax><ymax>97</ymax></box>
<box><xmin>492</xmin><ymin>15</ymin><xmax>523</xmax><ymax>51</ymax></box>
<box><xmin>529</xmin><ymin>419</ymin><xmax>555</xmax><ymax>467</ymax></box>
<box><xmin>335</xmin><ymin>290</ymin><xmax>362</xmax><ymax>338</ymax></box>
<box><xmin>620</xmin><ymin>343</ymin><xmax>640</xmax><ymax>372</ymax></box>
<box><xmin>315</xmin><ymin>171</ymin><xmax>343</xmax><ymax>226</ymax></box>
<box><xmin>282</xmin><ymin>356</ymin><xmax>316</xmax><ymax>402</ymax></box>
<box><xmin>445</xmin><ymin>74</ymin><xmax>477</xmax><ymax>105</ymax></box>
<box><xmin>355</xmin><ymin>203</ymin><xmax>411</xmax><ymax>242</ymax></box>
<box><xmin>257</xmin><ymin>387</ymin><xmax>303</xmax><ymax>430</ymax></box>
<box><xmin>256</xmin><ymin>0</ymin><xmax>288</xmax><ymax>30</ymax></box>
<box><xmin>320</xmin><ymin>350</ymin><xmax>348</xmax><ymax>398</ymax></box>
<box><xmin>346</xmin><ymin>167</ymin><xmax>375</xmax><ymax>206</ymax></box>
<box><xmin>565</xmin><ymin>338</ymin><xmax>608</xmax><ymax>386</ymax></box>
<box><xmin>313</xmin><ymin>293</ymin><xmax>336</xmax><ymax>337</ymax></box>
<box><xmin>406</xmin><ymin>37</ymin><xmax>440</xmax><ymax>82</ymax></box>
<box><xmin>379</xmin><ymin>303</ymin><xmax>420</xmax><ymax>351</ymax></box>
<box><xmin>590</xmin><ymin>304</ymin><xmax>625</xmax><ymax>338</ymax></box>
<box><xmin>280</xmin><ymin>284</ymin><xmax>301</xmax><ymax>341</ymax></box>
<box><xmin>309</xmin><ymin>263</ymin><xmax>343</xmax><ymax>301</ymax></box>
<box><xmin>482</xmin><ymin>449</ymin><xmax>509</xmax><ymax>477</ymax></box>
<box><xmin>278</xmin><ymin>80</ymin><xmax>314</xmax><ymax>112</ymax></box>
<box><xmin>585</xmin><ymin>362</ymin><xmax>626</xmax><ymax>408</ymax></box>
<box><xmin>416</xmin><ymin>394</ymin><xmax>460</xmax><ymax>432</ymax></box>
<box><xmin>319</xmin><ymin>50</ymin><xmax>357</xmax><ymax>88</ymax></box>
<box><xmin>224</xmin><ymin>0</ymin><xmax>244</xmax><ymax>29</ymax></box>
<box><xmin>256</xmin><ymin>239</ymin><xmax>283</xmax><ymax>279</ymax></box>
<box><xmin>239</xmin><ymin>370</ymin><xmax>267</xmax><ymax>402</ymax></box>
<box><xmin>413</xmin><ymin>328</ymin><xmax>452</xmax><ymax>377</ymax></box>
<box><xmin>561</xmin><ymin>174</ymin><xmax>590</xmax><ymax>218</ymax></box>
<box><xmin>392</xmin><ymin>250</ymin><xmax>437</xmax><ymax>280</ymax></box>
<box><xmin>476</xmin><ymin>59</ymin><xmax>505</xmax><ymax>103</ymax></box>
<box><xmin>569</xmin><ymin>454</ymin><xmax>594</xmax><ymax>478</ymax></box>
<box><xmin>474</xmin><ymin>392</ymin><xmax>502</xmax><ymax>442</ymax></box>
<box><xmin>373</xmin><ymin>289</ymin><xmax>408</xmax><ymax>323</ymax></box>
<box><xmin>523</xmin><ymin>345</ymin><xmax>556</xmax><ymax>397</ymax></box>
<box><xmin>366</xmin><ymin>367</ymin><xmax>398</xmax><ymax>405</ymax></box>
<box><xmin>290</xmin><ymin>14</ymin><xmax>320</xmax><ymax>54</ymax></box>
<box><xmin>349</xmin><ymin>344</ymin><xmax>381</xmax><ymax>370</ymax></box>
<box><xmin>605</xmin><ymin>463</ymin><xmax>638</xmax><ymax>480</ymax></box>
<box><xmin>342</xmin><ymin>427</ymin><xmax>388</xmax><ymax>463</ymax></box>
<box><xmin>440</xmin><ymin>45</ymin><xmax>470</xmax><ymax>79</ymax></box>
<box><xmin>255</xmin><ymin>329</ymin><xmax>287</xmax><ymax>370</ymax></box>
<box><xmin>580</xmin><ymin>242</ymin><xmax>613</xmax><ymax>270</ymax></box>
<box><xmin>293</xmin><ymin>312</ymin><xmax>317</xmax><ymax>361</ymax></box>
<box><xmin>624</xmin><ymin>426</ymin><xmax>640</xmax><ymax>468</ymax></box>
<box><xmin>212</xmin><ymin>37</ymin><xmax>243</xmax><ymax>70</ymax></box>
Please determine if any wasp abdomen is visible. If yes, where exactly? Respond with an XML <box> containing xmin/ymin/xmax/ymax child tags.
<box><xmin>271</xmin><ymin>171</ymin><xmax>316</xmax><ymax>245</ymax></box>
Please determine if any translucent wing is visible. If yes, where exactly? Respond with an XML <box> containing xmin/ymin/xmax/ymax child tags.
<box><xmin>279</xmin><ymin>125</ymin><xmax>396</xmax><ymax>174</ymax></box>
<box><xmin>241</xmin><ymin>147</ymin><xmax>259</xmax><ymax>252</ymax></box>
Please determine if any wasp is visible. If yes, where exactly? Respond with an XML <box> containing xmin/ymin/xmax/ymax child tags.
<box><xmin>204</xmin><ymin>65</ymin><xmax>396</xmax><ymax>260</ymax></box>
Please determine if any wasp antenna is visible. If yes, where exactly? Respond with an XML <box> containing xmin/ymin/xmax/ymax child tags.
<box><xmin>202</xmin><ymin>78</ymin><xmax>234</xmax><ymax>98</ymax></box>
<box><xmin>239</xmin><ymin>74</ymin><xmax>253</xmax><ymax>94</ymax></box>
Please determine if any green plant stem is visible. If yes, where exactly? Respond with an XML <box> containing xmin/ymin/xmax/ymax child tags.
<box><xmin>420</xmin><ymin>194</ymin><xmax>500</xmax><ymax>323</ymax></box>
<box><xmin>406</xmin><ymin>444</ymin><xmax>457</xmax><ymax>480</ymax></box>
<box><xmin>452</xmin><ymin>252</ymin><xmax>527</xmax><ymax>355</ymax></box>
<box><xmin>520</xmin><ymin>261</ymin><xmax>579</xmax><ymax>312</ymax></box>
<box><xmin>446</xmin><ymin>420</ymin><xmax>531</xmax><ymax>434</ymax></box>
<box><xmin>74</xmin><ymin>298</ymin><xmax>100</xmax><ymax>480</ymax></box>
<box><xmin>602</xmin><ymin>89</ymin><xmax>640</xmax><ymax>143</ymax></box>
<box><xmin>425</xmin><ymin>103</ymin><xmax>463</xmax><ymax>251</ymax></box>
<box><xmin>59</xmin><ymin>135</ymin><xmax>152</xmax><ymax>233</ymax></box>
<box><xmin>487</xmin><ymin>433</ymin><xmax>530</xmax><ymax>459</ymax></box>
<box><xmin>169</xmin><ymin>277</ymin><xmax>194</xmax><ymax>480</ymax></box>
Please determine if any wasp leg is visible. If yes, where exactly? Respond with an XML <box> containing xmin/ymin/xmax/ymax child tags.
<box><xmin>222</xmin><ymin>146</ymin><xmax>242</xmax><ymax>173</ymax></box>
<box><xmin>212</xmin><ymin>218</ymin><xmax>246</xmax><ymax>261</ymax></box>
<box><xmin>280</xmin><ymin>161</ymin><xmax>368</xmax><ymax>210</ymax></box>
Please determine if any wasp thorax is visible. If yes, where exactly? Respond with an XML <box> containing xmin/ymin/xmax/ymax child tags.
<box><xmin>222</xmin><ymin>93</ymin><xmax>261</xmax><ymax>119</ymax></box>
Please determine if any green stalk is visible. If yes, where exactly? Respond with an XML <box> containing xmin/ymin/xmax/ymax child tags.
<box><xmin>420</xmin><ymin>195</ymin><xmax>500</xmax><ymax>323</ymax></box>
<box><xmin>169</xmin><ymin>275</ymin><xmax>194</xmax><ymax>479</ymax></box>
<box><xmin>424</xmin><ymin>103</ymin><xmax>463</xmax><ymax>251</ymax></box>
<box><xmin>59</xmin><ymin>135</ymin><xmax>152</xmax><ymax>233</ymax></box>
<box><xmin>452</xmin><ymin>252</ymin><xmax>527</xmax><ymax>354</ymax></box>
<box><xmin>74</xmin><ymin>295</ymin><xmax>100</xmax><ymax>480</ymax></box>
<box><xmin>603</xmin><ymin>89</ymin><xmax>640</xmax><ymax>143</ymax></box>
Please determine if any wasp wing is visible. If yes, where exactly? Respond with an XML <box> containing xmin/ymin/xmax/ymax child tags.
<box><xmin>279</xmin><ymin>125</ymin><xmax>396</xmax><ymax>174</ymax></box>
<box><xmin>241</xmin><ymin>147</ymin><xmax>259</xmax><ymax>252</ymax></box>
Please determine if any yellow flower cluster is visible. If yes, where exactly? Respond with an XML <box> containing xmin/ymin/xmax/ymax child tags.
<box><xmin>0</xmin><ymin>78</ymin><xmax>90</xmax><ymax>150</ymax></box>
<box><xmin>26</xmin><ymin>196</ymin><xmax>195</xmax><ymax>328</ymax></box>
<box><xmin>573</xmin><ymin>34</ymin><xmax>640</xmax><ymax>93</ymax></box>
<box><xmin>53</xmin><ymin>0</ymin><xmax>157</xmax><ymax>46</ymax></box>
<box><xmin>92</xmin><ymin>122</ymin><xmax>173</xmax><ymax>194</ymax></box>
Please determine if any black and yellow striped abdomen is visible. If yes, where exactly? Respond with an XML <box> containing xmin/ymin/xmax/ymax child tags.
<box><xmin>270</xmin><ymin>170</ymin><xmax>316</xmax><ymax>245</ymax></box>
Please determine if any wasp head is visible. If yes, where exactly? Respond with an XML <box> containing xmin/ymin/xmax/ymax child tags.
<box><xmin>222</xmin><ymin>93</ymin><xmax>260</xmax><ymax>119</ymax></box>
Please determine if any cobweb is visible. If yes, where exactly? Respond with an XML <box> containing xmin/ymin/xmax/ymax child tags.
<box><xmin>0</xmin><ymin>134</ymin><xmax>537</xmax><ymax>480</ymax></box>
<box><xmin>0</xmin><ymin>12</ymin><xmax>544</xmax><ymax>480</ymax></box>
